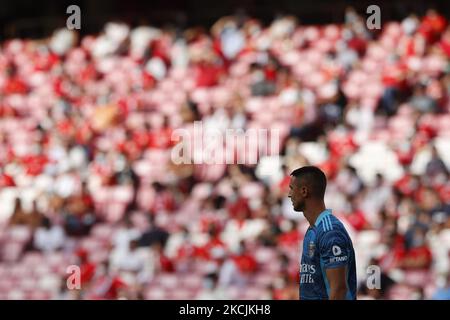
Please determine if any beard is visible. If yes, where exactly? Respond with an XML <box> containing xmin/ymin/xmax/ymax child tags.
<box><xmin>293</xmin><ymin>201</ymin><xmax>305</xmax><ymax>212</ymax></box>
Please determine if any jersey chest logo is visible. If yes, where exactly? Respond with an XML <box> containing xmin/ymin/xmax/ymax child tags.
<box><xmin>308</xmin><ymin>241</ymin><xmax>316</xmax><ymax>258</ymax></box>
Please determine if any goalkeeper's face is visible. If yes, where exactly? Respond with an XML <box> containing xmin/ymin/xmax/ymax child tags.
<box><xmin>288</xmin><ymin>176</ymin><xmax>306</xmax><ymax>212</ymax></box>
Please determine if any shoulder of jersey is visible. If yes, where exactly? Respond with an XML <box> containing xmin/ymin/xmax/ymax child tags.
<box><xmin>318</xmin><ymin>214</ymin><xmax>337</xmax><ymax>233</ymax></box>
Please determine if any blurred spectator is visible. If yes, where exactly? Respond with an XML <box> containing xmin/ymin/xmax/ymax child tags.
<box><xmin>9</xmin><ymin>199</ymin><xmax>42</xmax><ymax>230</ymax></box>
<box><xmin>425</xmin><ymin>146</ymin><xmax>448</xmax><ymax>177</ymax></box>
<box><xmin>137</xmin><ymin>214</ymin><xmax>169</xmax><ymax>248</ymax></box>
<box><xmin>76</xmin><ymin>248</ymin><xmax>97</xmax><ymax>286</ymax></box>
<box><xmin>218</xmin><ymin>241</ymin><xmax>257</xmax><ymax>287</ymax></box>
<box><xmin>197</xmin><ymin>273</ymin><xmax>229</xmax><ymax>299</ymax></box>
<box><xmin>62</xmin><ymin>196</ymin><xmax>96</xmax><ymax>237</ymax></box>
<box><xmin>402</xmin><ymin>225</ymin><xmax>433</xmax><ymax>270</ymax></box>
<box><xmin>357</xmin><ymin>260</ymin><xmax>396</xmax><ymax>300</ymax></box>
<box><xmin>410</xmin><ymin>84</ymin><xmax>438</xmax><ymax>113</ymax></box>
<box><xmin>418</xmin><ymin>9</ymin><xmax>447</xmax><ymax>44</ymax></box>
<box><xmin>109</xmin><ymin>238</ymin><xmax>156</xmax><ymax>283</ymax></box>
<box><xmin>432</xmin><ymin>273</ymin><xmax>450</xmax><ymax>300</ymax></box>
<box><xmin>8</xmin><ymin>199</ymin><xmax>29</xmax><ymax>227</ymax></box>
<box><xmin>33</xmin><ymin>216</ymin><xmax>65</xmax><ymax>252</ymax></box>
<box><xmin>85</xmin><ymin>261</ymin><xmax>129</xmax><ymax>300</ymax></box>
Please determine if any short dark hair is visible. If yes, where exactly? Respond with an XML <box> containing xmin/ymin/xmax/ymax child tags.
<box><xmin>290</xmin><ymin>166</ymin><xmax>327</xmax><ymax>199</ymax></box>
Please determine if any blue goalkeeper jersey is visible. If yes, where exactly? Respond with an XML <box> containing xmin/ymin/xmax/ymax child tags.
<box><xmin>299</xmin><ymin>209</ymin><xmax>357</xmax><ymax>300</ymax></box>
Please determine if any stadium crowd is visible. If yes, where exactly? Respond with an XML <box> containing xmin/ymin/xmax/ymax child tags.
<box><xmin>0</xmin><ymin>8</ymin><xmax>449</xmax><ymax>299</ymax></box>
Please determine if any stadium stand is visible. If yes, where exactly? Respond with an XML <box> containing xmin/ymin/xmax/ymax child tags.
<box><xmin>0</xmin><ymin>8</ymin><xmax>449</xmax><ymax>299</ymax></box>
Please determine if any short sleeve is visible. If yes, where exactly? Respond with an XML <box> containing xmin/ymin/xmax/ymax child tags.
<box><xmin>319</xmin><ymin>230</ymin><xmax>350</xmax><ymax>269</ymax></box>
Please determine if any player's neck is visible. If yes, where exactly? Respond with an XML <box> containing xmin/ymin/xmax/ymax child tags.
<box><xmin>304</xmin><ymin>202</ymin><xmax>326</xmax><ymax>227</ymax></box>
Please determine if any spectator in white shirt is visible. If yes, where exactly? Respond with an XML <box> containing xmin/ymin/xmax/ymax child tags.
<box><xmin>34</xmin><ymin>217</ymin><xmax>66</xmax><ymax>252</ymax></box>
<box><xmin>110</xmin><ymin>238</ymin><xmax>156</xmax><ymax>283</ymax></box>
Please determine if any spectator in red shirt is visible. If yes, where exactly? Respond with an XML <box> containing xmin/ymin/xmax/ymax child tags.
<box><xmin>153</xmin><ymin>242</ymin><xmax>175</xmax><ymax>272</ymax></box>
<box><xmin>194</xmin><ymin>59</ymin><xmax>225</xmax><ymax>87</ymax></box>
<box><xmin>439</xmin><ymin>26</ymin><xmax>450</xmax><ymax>58</ymax></box>
<box><xmin>150</xmin><ymin>182</ymin><xmax>177</xmax><ymax>214</ymax></box>
<box><xmin>277</xmin><ymin>220</ymin><xmax>301</xmax><ymax>247</ymax></box>
<box><xmin>345</xmin><ymin>195</ymin><xmax>371</xmax><ymax>231</ymax></box>
<box><xmin>85</xmin><ymin>261</ymin><xmax>128</xmax><ymax>300</ymax></box>
<box><xmin>75</xmin><ymin>248</ymin><xmax>97</xmax><ymax>287</ymax></box>
<box><xmin>230</xmin><ymin>241</ymin><xmax>258</xmax><ymax>274</ymax></box>
<box><xmin>401</xmin><ymin>226</ymin><xmax>433</xmax><ymax>270</ymax></box>
<box><xmin>3</xmin><ymin>64</ymin><xmax>28</xmax><ymax>95</ymax></box>
<box><xmin>0</xmin><ymin>170</ymin><xmax>15</xmax><ymax>187</ymax></box>
<box><xmin>419</xmin><ymin>9</ymin><xmax>447</xmax><ymax>44</ymax></box>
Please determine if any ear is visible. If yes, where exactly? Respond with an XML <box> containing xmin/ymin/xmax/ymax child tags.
<box><xmin>300</xmin><ymin>185</ymin><xmax>308</xmax><ymax>197</ymax></box>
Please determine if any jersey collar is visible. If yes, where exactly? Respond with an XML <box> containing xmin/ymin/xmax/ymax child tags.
<box><xmin>314</xmin><ymin>209</ymin><xmax>332</xmax><ymax>227</ymax></box>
